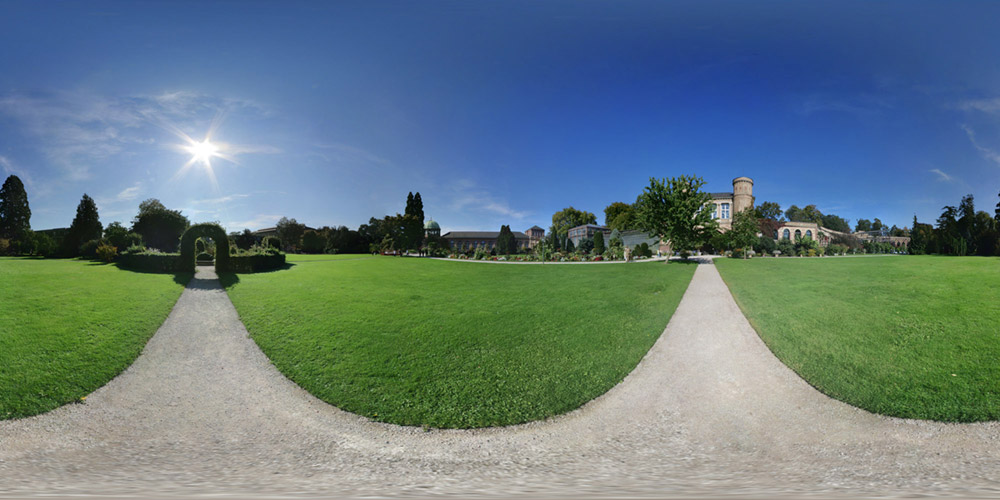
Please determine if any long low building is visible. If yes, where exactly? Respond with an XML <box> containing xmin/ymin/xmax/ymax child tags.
<box><xmin>443</xmin><ymin>231</ymin><xmax>530</xmax><ymax>251</ymax></box>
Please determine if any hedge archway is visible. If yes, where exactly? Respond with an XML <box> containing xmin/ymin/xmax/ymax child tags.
<box><xmin>180</xmin><ymin>223</ymin><xmax>230</xmax><ymax>272</ymax></box>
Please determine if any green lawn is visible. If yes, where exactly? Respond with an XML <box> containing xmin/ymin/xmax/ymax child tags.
<box><xmin>224</xmin><ymin>257</ymin><xmax>695</xmax><ymax>428</ymax></box>
<box><xmin>283</xmin><ymin>253</ymin><xmax>376</xmax><ymax>262</ymax></box>
<box><xmin>715</xmin><ymin>255</ymin><xmax>1000</xmax><ymax>422</ymax></box>
<box><xmin>1</xmin><ymin>258</ymin><xmax>189</xmax><ymax>419</ymax></box>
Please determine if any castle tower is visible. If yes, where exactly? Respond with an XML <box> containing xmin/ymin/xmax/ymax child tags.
<box><xmin>732</xmin><ymin>177</ymin><xmax>754</xmax><ymax>215</ymax></box>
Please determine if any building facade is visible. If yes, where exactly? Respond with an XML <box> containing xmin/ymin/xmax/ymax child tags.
<box><xmin>711</xmin><ymin>176</ymin><xmax>755</xmax><ymax>231</ymax></box>
<box><xmin>525</xmin><ymin>225</ymin><xmax>545</xmax><ymax>248</ymax></box>
<box><xmin>443</xmin><ymin>230</ymin><xmax>531</xmax><ymax>252</ymax></box>
<box><xmin>567</xmin><ymin>224</ymin><xmax>612</xmax><ymax>248</ymax></box>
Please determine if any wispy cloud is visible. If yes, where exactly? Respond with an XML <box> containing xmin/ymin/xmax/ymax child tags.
<box><xmin>797</xmin><ymin>93</ymin><xmax>893</xmax><ymax>117</ymax></box>
<box><xmin>314</xmin><ymin>143</ymin><xmax>393</xmax><ymax>167</ymax></box>
<box><xmin>194</xmin><ymin>193</ymin><xmax>251</xmax><ymax>205</ymax></box>
<box><xmin>116</xmin><ymin>183</ymin><xmax>141</xmax><ymax>201</ymax></box>
<box><xmin>0</xmin><ymin>89</ymin><xmax>278</xmax><ymax>181</ymax></box>
<box><xmin>929</xmin><ymin>168</ymin><xmax>954</xmax><ymax>182</ymax></box>
<box><xmin>227</xmin><ymin>214</ymin><xmax>282</xmax><ymax>231</ymax></box>
<box><xmin>960</xmin><ymin>124</ymin><xmax>1000</xmax><ymax>165</ymax></box>
<box><xmin>448</xmin><ymin>180</ymin><xmax>530</xmax><ymax>220</ymax></box>
<box><xmin>955</xmin><ymin>98</ymin><xmax>1000</xmax><ymax>114</ymax></box>
<box><xmin>0</xmin><ymin>155</ymin><xmax>34</xmax><ymax>187</ymax></box>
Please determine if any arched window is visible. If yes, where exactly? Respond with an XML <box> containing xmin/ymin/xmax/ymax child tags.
<box><xmin>721</xmin><ymin>203</ymin><xmax>730</xmax><ymax>219</ymax></box>
<box><xmin>806</xmin><ymin>230</ymin><xmax>813</xmax><ymax>239</ymax></box>
<box><xmin>794</xmin><ymin>229</ymin><xmax>802</xmax><ymax>240</ymax></box>
<box><xmin>782</xmin><ymin>229</ymin><xmax>790</xmax><ymax>240</ymax></box>
<box><xmin>773</xmin><ymin>230</ymin><xmax>778</xmax><ymax>239</ymax></box>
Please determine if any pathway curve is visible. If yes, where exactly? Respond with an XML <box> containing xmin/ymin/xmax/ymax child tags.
<box><xmin>1</xmin><ymin>264</ymin><xmax>999</xmax><ymax>498</ymax></box>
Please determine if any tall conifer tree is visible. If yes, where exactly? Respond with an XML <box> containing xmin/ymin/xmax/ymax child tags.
<box><xmin>0</xmin><ymin>175</ymin><xmax>31</xmax><ymax>244</ymax></box>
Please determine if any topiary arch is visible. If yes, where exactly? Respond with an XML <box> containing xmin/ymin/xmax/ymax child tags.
<box><xmin>180</xmin><ymin>223</ymin><xmax>230</xmax><ymax>272</ymax></box>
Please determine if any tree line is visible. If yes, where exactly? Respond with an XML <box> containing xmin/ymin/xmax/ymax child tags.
<box><xmin>910</xmin><ymin>193</ymin><xmax>1000</xmax><ymax>256</ymax></box>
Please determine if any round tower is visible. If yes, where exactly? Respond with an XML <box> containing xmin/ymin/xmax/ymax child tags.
<box><xmin>424</xmin><ymin>219</ymin><xmax>441</xmax><ymax>238</ymax></box>
<box><xmin>732</xmin><ymin>177</ymin><xmax>754</xmax><ymax>215</ymax></box>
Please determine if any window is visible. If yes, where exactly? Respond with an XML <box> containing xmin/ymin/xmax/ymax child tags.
<box><xmin>794</xmin><ymin>230</ymin><xmax>802</xmax><ymax>240</ymax></box>
<box><xmin>806</xmin><ymin>230</ymin><xmax>813</xmax><ymax>239</ymax></box>
<box><xmin>712</xmin><ymin>204</ymin><xmax>719</xmax><ymax>219</ymax></box>
<box><xmin>782</xmin><ymin>229</ymin><xmax>790</xmax><ymax>239</ymax></box>
<box><xmin>721</xmin><ymin>203</ymin><xmax>730</xmax><ymax>219</ymax></box>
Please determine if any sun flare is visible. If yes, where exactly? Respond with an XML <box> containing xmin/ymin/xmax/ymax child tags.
<box><xmin>185</xmin><ymin>139</ymin><xmax>220</xmax><ymax>166</ymax></box>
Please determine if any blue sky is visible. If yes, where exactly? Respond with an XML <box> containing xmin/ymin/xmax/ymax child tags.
<box><xmin>2</xmin><ymin>1</ymin><xmax>1000</xmax><ymax>234</ymax></box>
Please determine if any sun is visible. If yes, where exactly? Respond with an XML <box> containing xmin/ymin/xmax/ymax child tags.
<box><xmin>185</xmin><ymin>139</ymin><xmax>220</xmax><ymax>167</ymax></box>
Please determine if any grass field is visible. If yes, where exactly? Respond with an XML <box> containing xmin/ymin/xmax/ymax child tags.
<box><xmin>715</xmin><ymin>255</ymin><xmax>1000</xmax><ymax>422</ymax></box>
<box><xmin>1</xmin><ymin>258</ymin><xmax>190</xmax><ymax>419</ymax></box>
<box><xmin>224</xmin><ymin>256</ymin><xmax>695</xmax><ymax>428</ymax></box>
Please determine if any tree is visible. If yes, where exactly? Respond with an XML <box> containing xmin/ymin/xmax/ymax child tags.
<box><xmin>496</xmin><ymin>225</ymin><xmax>515</xmax><ymax>255</ymax></box>
<box><xmin>872</xmin><ymin>218</ymin><xmax>884</xmax><ymax>231</ymax></box>
<box><xmin>103</xmin><ymin>221</ymin><xmax>136</xmax><ymax>250</ymax></box>
<box><xmin>276</xmin><ymin>217</ymin><xmax>307</xmax><ymax>252</ymax></box>
<box><xmin>65</xmin><ymin>194</ymin><xmax>103</xmax><ymax>255</ymax></box>
<box><xmin>754</xmin><ymin>201</ymin><xmax>783</xmax><ymax>221</ymax></box>
<box><xmin>995</xmin><ymin>190</ymin><xmax>1000</xmax><ymax>224</ymax></box>
<box><xmin>593</xmin><ymin>231</ymin><xmax>605</xmax><ymax>255</ymax></box>
<box><xmin>729</xmin><ymin>209</ymin><xmax>759</xmax><ymax>259</ymax></box>
<box><xmin>300</xmin><ymin>229</ymin><xmax>326</xmax><ymax>253</ymax></box>
<box><xmin>634</xmin><ymin>175</ymin><xmax>718</xmax><ymax>259</ymax></box>
<box><xmin>132</xmin><ymin>199</ymin><xmax>190</xmax><ymax>252</ymax></box>
<box><xmin>785</xmin><ymin>204</ymin><xmax>823</xmax><ymax>224</ymax></box>
<box><xmin>855</xmin><ymin>219</ymin><xmax>872</xmax><ymax>232</ymax></box>
<box><xmin>936</xmin><ymin>205</ymin><xmax>962</xmax><ymax>255</ymax></box>
<box><xmin>0</xmin><ymin>175</ymin><xmax>31</xmax><ymax>251</ymax></box>
<box><xmin>551</xmin><ymin>207</ymin><xmax>597</xmax><ymax>238</ymax></box>
<box><xmin>577</xmin><ymin>237</ymin><xmax>594</xmax><ymax>254</ymax></box>
<box><xmin>821</xmin><ymin>214</ymin><xmax>851</xmax><ymax>233</ymax></box>
<box><xmin>232</xmin><ymin>228</ymin><xmax>256</xmax><ymax>250</ymax></box>
<box><xmin>604</xmin><ymin>202</ymin><xmax>636</xmax><ymax>231</ymax></box>
<box><xmin>405</xmin><ymin>192</ymin><xmax>425</xmax><ymax>224</ymax></box>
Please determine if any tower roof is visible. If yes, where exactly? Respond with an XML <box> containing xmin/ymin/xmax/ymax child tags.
<box><xmin>425</xmin><ymin>219</ymin><xmax>440</xmax><ymax>230</ymax></box>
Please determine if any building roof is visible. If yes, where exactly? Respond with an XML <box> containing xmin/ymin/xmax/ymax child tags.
<box><xmin>710</xmin><ymin>192</ymin><xmax>734</xmax><ymax>200</ymax></box>
<box><xmin>425</xmin><ymin>219</ymin><xmax>440</xmax><ymax>230</ymax></box>
<box><xmin>568</xmin><ymin>224</ymin><xmax>609</xmax><ymax>231</ymax></box>
<box><xmin>527</xmin><ymin>225</ymin><xmax>544</xmax><ymax>231</ymax></box>
<box><xmin>442</xmin><ymin>231</ymin><xmax>529</xmax><ymax>240</ymax></box>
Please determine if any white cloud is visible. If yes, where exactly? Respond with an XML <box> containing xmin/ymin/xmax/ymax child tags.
<box><xmin>961</xmin><ymin>124</ymin><xmax>1000</xmax><ymax>165</ymax></box>
<box><xmin>0</xmin><ymin>90</ymin><xmax>279</xmax><ymax>180</ymax></box>
<box><xmin>955</xmin><ymin>98</ymin><xmax>1000</xmax><ymax>114</ymax></box>
<box><xmin>116</xmin><ymin>184</ymin><xmax>141</xmax><ymax>201</ymax></box>
<box><xmin>195</xmin><ymin>193</ymin><xmax>251</xmax><ymax>205</ymax></box>
<box><xmin>798</xmin><ymin>93</ymin><xmax>892</xmax><ymax>117</ymax></box>
<box><xmin>227</xmin><ymin>214</ymin><xmax>282</xmax><ymax>231</ymax></box>
<box><xmin>448</xmin><ymin>180</ymin><xmax>530</xmax><ymax>220</ymax></box>
<box><xmin>929</xmin><ymin>168</ymin><xmax>954</xmax><ymax>182</ymax></box>
<box><xmin>0</xmin><ymin>155</ymin><xmax>33</xmax><ymax>186</ymax></box>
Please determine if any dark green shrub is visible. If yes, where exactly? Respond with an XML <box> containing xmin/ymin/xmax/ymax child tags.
<box><xmin>754</xmin><ymin>235</ymin><xmax>777</xmax><ymax>255</ymax></box>
<box><xmin>777</xmin><ymin>240</ymin><xmax>795</xmax><ymax>257</ymax></box>
<box><xmin>179</xmin><ymin>223</ymin><xmax>230</xmax><ymax>272</ymax></box>
<box><xmin>196</xmin><ymin>252</ymin><xmax>213</xmax><ymax>261</ymax></box>
<box><xmin>79</xmin><ymin>239</ymin><xmax>103</xmax><ymax>259</ymax></box>
<box><xmin>639</xmin><ymin>242</ymin><xmax>651</xmax><ymax>258</ymax></box>
<box><xmin>117</xmin><ymin>251</ymin><xmax>183</xmax><ymax>272</ymax></box>
<box><xmin>264</xmin><ymin>236</ymin><xmax>280</xmax><ymax>249</ymax></box>
<box><xmin>225</xmin><ymin>252</ymin><xmax>286</xmax><ymax>272</ymax></box>
<box><xmin>196</xmin><ymin>239</ymin><xmax>206</xmax><ymax>253</ymax></box>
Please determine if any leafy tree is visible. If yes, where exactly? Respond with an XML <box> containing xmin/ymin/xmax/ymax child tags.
<box><xmin>728</xmin><ymin>209</ymin><xmax>759</xmax><ymax>259</ymax></box>
<box><xmin>634</xmin><ymin>175</ymin><xmax>718</xmax><ymax>259</ymax></box>
<box><xmin>872</xmin><ymin>218</ymin><xmax>884</xmax><ymax>231</ymax></box>
<box><xmin>300</xmin><ymin>229</ymin><xmax>326</xmax><ymax>253</ymax></box>
<box><xmin>0</xmin><ymin>175</ymin><xmax>31</xmax><ymax>251</ymax></box>
<box><xmin>31</xmin><ymin>231</ymin><xmax>56</xmax><ymax>256</ymax></box>
<box><xmin>276</xmin><ymin>217</ymin><xmax>307</xmax><ymax>252</ymax></box>
<box><xmin>404</xmin><ymin>192</ymin><xmax>425</xmax><ymax>225</ymax></box>
<box><xmin>855</xmin><ymin>219</ymin><xmax>872</xmax><ymax>232</ymax></box>
<box><xmin>551</xmin><ymin>207</ymin><xmax>597</xmax><ymax>238</ymax></box>
<box><xmin>65</xmin><ymin>194</ymin><xmax>103</xmax><ymax>256</ymax></box>
<box><xmin>577</xmin><ymin>237</ymin><xmax>594</xmax><ymax>254</ymax></box>
<box><xmin>972</xmin><ymin>210</ymin><xmax>998</xmax><ymax>256</ymax></box>
<box><xmin>821</xmin><ymin>214</ymin><xmax>851</xmax><ymax>233</ymax></box>
<box><xmin>995</xmin><ymin>190</ymin><xmax>1000</xmax><ymax>224</ymax></box>
<box><xmin>593</xmin><ymin>230</ymin><xmax>605</xmax><ymax>255</ymax></box>
<box><xmin>604</xmin><ymin>201</ymin><xmax>636</xmax><ymax>230</ymax></box>
<box><xmin>564</xmin><ymin>237</ymin><xmax>575</xmax><ymax>253</ymax></box>
<box><xmin>785</xmin><ymin>204</ymin><xmax>823</xmax><ymax>224</ymax></box>
<box><xmin>754</xmin><ymin>201</ymin><xmax>783</xmax><ymax>221</ymax></box>
<box><xmin>231</xmin><ymin>228</ymin><xmax>256</xmax><ymax>250</ymax></box>
<box><xmin>103</xmin><ymin>221</ymin><xmax>141</xmax><ymax>250</ymax></box>
<box><xmin>132</xmin><ymin>199</ymin><xmax>190</xmax><ymax>252</ymax></box>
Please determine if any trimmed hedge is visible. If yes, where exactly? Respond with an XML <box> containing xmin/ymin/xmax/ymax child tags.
<box><xmin>226</xmin><ymin>253</ymin><xmax>286</xmax><ymax>273</ymax></box>
<box><xmin>180</xmin><ymin>223</ymin><xmax>230</xmax><ymax>272</ymax></box>
<box><xmin>117</xmin><ymin>252</ymin><xmax>183</xmax><ymax>273</ymax></box>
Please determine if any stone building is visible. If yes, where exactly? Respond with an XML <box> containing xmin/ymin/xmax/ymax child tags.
<box><xmin>424</xmin><ymin>219</ymin><xmax>441</xmax><ymax>238</ymax></box>
<box><xmin>711</xmin><ymin>176</ymin><xmax>755</xmax><ymax>231</ymax></box>
<box><xmin>525</xmin><ymin>225</ymin><xmax>545</xmax><ymax>248</ymax></box>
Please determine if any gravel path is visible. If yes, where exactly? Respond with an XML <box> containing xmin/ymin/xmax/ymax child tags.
<box><xmin>2</xmin><ymin>263</ymin><xmax>999</xmax><ymax>498</ymax></box>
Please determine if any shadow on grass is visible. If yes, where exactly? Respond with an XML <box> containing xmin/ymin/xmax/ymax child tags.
<box><xmin>217</xmin><ymin>262</ymin><xmax>295</xmax><ymax>290</ymax></box>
